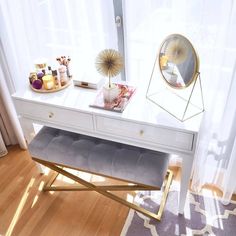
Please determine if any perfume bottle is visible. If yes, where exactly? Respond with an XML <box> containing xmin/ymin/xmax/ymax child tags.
<box><xmin>52</xmin><ymin>69</ymin><xmax>61</xmax><ymax>88</ymax></box>
<box><xmin>47</xmin><ymin>66</ymin><xmax>52</xmax><ymax>75</ymax></box>
<box><xmin>66</xmin><ymin>56</ymin><xmax>72</xmax><ymax>78</ymax></box>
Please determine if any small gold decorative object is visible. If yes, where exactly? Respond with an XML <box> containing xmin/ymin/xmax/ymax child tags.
<box><xmin>95</xmin><ymin>49</ymin><xmax>123</xmax><ymax>88</ymax></box>
<box><xmin>29</xmin><ymin>72</ymin><xmax>38</xmax><ymax>84</ymax></box>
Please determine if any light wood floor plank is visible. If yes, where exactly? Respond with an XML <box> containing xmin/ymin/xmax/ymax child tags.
<box><xmin>0</xmin><ymin>146</ymin><xmax>130</xmax><ymax>236</ymax></box>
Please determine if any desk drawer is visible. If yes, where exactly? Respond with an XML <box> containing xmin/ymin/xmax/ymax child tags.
<box><xmin>14</xmin><ymin>100</ymin><xmax>94</xmax><ymax>131</ymax></box>
<box><xmin>96</xmin><ymin>116</ymin><xmax>194</xmax><ymax>151</ymax></box>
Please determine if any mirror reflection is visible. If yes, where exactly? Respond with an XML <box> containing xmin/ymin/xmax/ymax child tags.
<box><xmin>159</xmin><ymin>34</ymin><xmax>199</xmax><ymax>88</ymax></box>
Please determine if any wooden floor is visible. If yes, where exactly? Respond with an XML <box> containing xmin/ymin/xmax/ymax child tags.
<box><xmin>0</xmin><ymin>145</ymin><xmax>234</xmax><ymax>236</ymax></box>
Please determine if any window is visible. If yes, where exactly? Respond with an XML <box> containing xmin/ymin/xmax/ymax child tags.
<box><xmin>0</xmin><ymin>0</ymin><xmax>123</xmax><ymax>90</ymax></box>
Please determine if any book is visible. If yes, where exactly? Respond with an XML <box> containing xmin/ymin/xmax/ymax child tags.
<box><xmin>89</xmin><ymin>84</ymin><xmax>136</xmax><ymax>113</ymax></box>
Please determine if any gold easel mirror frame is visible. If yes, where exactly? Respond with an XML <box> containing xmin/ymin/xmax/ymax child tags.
<box><xmin>146</xmin><ymin>33</ymin><xmax>204</xmax><ymax>122</ymax></box>
<box><xmin>159</xmin><ymin>34</ymin><xmax>199</xmax><ymax>89</ymax></box>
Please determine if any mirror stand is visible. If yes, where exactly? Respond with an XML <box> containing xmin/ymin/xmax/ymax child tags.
<box><xmin>146</xmin><ymin>58</ymin><xmax>204</xmax><ymax>122</ymax></box>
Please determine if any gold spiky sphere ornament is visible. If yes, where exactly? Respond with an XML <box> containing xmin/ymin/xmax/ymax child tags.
<box><xmin>95</xmin><ymin>49</ymin><xmax>123</xmax><ymax>87</ymax></box>
<box><xmin>165</xmin><ymin>39</ymin><xmax>189</xmax><ymax>65</ymax></box>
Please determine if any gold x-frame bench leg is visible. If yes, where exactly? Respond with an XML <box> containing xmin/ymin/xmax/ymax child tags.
<box><xmin>34</xmin><ymin>158</ymin><xmax>173</xmax><ymax>221</ymax></box>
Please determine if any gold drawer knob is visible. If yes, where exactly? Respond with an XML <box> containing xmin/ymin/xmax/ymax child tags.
<box><xmin>48</xmin><ymin>112</ymin><xmax>54</xmax><ymax>118</ymax></box>
<box><xmin>139</xmin><ymin>130</ymin><xmax>144</xmax><ymax>136</ymax></box>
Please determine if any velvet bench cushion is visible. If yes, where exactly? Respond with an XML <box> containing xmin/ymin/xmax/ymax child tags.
<box><xmin>28</xmin><ymin>126</ymin><xmax>170</xmax><ymax>188</ymax></box>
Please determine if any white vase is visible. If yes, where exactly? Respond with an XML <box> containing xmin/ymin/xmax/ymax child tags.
<box><xmin>102</xmin><ymin>84</ymin><xmax>120</xmax><ymax>102</ymax></box>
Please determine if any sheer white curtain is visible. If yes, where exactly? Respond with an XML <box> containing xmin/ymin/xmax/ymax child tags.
<box><xmin>124</xmin><ymin>0</ymin><xmax>236</xmax><ymax>201</ymax></box>
<box><xmin>0</xmin><ymin>0</ymin><xmax>117</xmax><ymax>91</ymax></box>
<box><xmin>0</xmin><ymin>0</ymin><xmax>117</xmax><ymax>148</ymax></box>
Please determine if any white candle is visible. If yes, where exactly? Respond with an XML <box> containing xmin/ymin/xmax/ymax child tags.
<box><xmin>42</xmin><ymin>75</ymin><xmax>55</xmax><ymax>90</ymax></box>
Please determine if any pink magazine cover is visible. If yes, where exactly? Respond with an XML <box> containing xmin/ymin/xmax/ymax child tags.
<box><xmin>90</xmin><ymin>84</ymin><xmax>136</xmax><ymax>113</ymax></box>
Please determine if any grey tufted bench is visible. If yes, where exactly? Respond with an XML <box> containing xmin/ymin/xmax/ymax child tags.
<box><xmin>28</xmin><ymin>126</ymin><xmax>173</xmax><ymax>220</ymax></box>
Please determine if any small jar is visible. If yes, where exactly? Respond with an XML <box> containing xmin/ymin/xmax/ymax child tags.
<box><xmin>29</xmin><ymin>72</ymin><xmax>37</xmax><ymax>84</ymax></box>
<box><xmin>37</xmin><ymin>71</ymin><xmax>44</xmax><ymax>83</ymax></box>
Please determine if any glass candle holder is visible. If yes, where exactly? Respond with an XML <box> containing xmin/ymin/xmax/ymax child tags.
<box><xmin>42</xmin><ymin>75</ymin><xmax>55</xmax><ymax>90</ymax></box>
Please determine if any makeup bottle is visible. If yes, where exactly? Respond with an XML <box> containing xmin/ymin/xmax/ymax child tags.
<box><xmin>58</xmin><ymin>65</ymin><xmax>67</xmax><ymax>86</ymax></box>
<box><xmin>52</xmin><ymin>69</ymin><xmax>61</xmax><ymax>88</ymax></box>
<box><xmin>47</xmin><ymin>66</ymin><xmax>52</xmax><ymax>75</ymax></box>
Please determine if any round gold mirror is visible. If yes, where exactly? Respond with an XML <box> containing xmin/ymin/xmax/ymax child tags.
<box><xmin>159</xmin><ymin>34</ymin><xmax>199</xmax><ymax>89</ymax></box>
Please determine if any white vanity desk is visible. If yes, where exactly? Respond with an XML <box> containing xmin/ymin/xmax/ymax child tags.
<box><xmin>12</xmin><ymin>84</ymin><xmax>202</xmax><ymax>214</ymax></box>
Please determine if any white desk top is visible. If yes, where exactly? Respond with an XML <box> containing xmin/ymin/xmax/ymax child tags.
<box><xmin>13</xmin><ymin>84</ymin><xmax>202</xmax><ymax>134</ymax></box>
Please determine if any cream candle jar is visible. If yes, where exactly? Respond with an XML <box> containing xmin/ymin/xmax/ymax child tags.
<box><xmin>42</xmin><ymin>75</ymin><xmax>55</xmax><ymax>90</ymax></box>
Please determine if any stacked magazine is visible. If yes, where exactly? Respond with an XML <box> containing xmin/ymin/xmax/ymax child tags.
<box><xmin>90</xmin><ymin>84</ymin><xmax>136</xmax><ymax>113</ymax></box>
